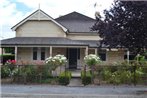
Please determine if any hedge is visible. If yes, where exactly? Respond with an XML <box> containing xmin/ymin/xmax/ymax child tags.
<box><xmin>58</xmin><ymin>71</ymin><xmax>71</xmax><ymax>85</ymax></box>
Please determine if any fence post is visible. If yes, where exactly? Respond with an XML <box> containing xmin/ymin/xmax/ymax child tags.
<box><xmin>24</xmin><ymin>74</ymin><xmax>27</xmax><ymax>84</ymax></box>
<box><xmin>84</xmin><ymin>65</ymin><xmax>86</xmax><ymax>77</ymax></box>
<box><xmin>133</xmin><ymin>65</ymin><xmax>136</xmax><ymax>86</ymax></box>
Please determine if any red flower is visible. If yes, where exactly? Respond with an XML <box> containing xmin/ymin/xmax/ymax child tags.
<box><xmin>6</xmin><ymin>59</ymin><xmax>16</xmax><ymax>65</ymax></box>
<box><xmin>11</xmin><ymin>60</ymin><xmax>16</xmax><ymax>64</ymax></box>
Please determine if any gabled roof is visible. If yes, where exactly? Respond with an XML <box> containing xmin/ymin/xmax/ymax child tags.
<box><xmin>55</xmin><ymin>11</ymin><xmax>96</xmax><ymax>33</ymax></box>
<box><xmin>11</xmin><ymin>9</ymin><xmax>68</xmax><ymax>32</ymax></box>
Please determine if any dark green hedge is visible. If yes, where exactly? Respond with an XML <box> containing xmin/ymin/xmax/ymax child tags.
<box><xmin>58</xmin><ymin>71</ymin><xmax>71</xmax><ymax>85</ymax></box>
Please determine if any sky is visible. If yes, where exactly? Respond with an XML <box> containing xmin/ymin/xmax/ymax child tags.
<box><xmin>0</xmin><ymin>0</ymin><xmax>114</xmax><ymax>40</ymax></box>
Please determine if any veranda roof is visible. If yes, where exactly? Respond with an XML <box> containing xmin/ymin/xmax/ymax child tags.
<box><xmin>1</xmin><ymin>37</ymin><xmax>99</xmax><ymax>48</ymax></box>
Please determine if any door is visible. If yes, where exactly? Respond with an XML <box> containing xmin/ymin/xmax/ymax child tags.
<box><xmin>69</xmin><ymin>48</ymin><xmax>77</xmax><ymax>69</ymax></box>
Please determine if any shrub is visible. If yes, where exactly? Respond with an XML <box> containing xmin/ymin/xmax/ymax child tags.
<box><xmin>132</xmin><ymin>67</ymin><xmax>144</xmax><ymax>83</ymax></box>
<box><xmin>25</xmin><ymin>65</ymin><xmax>37</xmax><ymax>82</ymax></box>
<box><xmin>81</xmin><ymin>71</ymin><xmax>92</xmax><ymax>85</ymax></box>
<box><xmin>36</xmin><ymin>65</ymin><xmax>52</xmax><ymax>80</ymax></box>
<box><xmin>45</xmin><ymin>54</ymin><xmax>67</xmax><ymax>68</ymax></box>
<box><xmin>84</xmin><ymin>54</ymin><xmax>101</xmax><ymax>66</ymax></box>
<box><xmin>1</xmin><ymin>65</ymin><xmax>11</xmax><ymax>78</ymax></box>
<box><xmin>100</xmin><ymin>66</ymin><xmax>132</xmax><ymax>84</ymax></box>
<box><xmin>58</xmin><ymin>71</ymin><xmax>71</xmax><ymax>85</ymax></box>
<box><xmin>101</xmin><ymin>67</ymin><xmax>112</xmax><ymax>81</ymax></box>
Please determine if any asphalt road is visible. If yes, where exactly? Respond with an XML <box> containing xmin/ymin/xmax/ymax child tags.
<box><xmin>1</xmin><ymin>84</ymin><xmax>147</xmax><ymax>95</ymax></box>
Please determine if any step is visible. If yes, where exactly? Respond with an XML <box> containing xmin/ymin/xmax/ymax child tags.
<box><xmin>71</xmin><ymin>70</ymin><xmax>81</xmax><ymax>78</ymax></box>
<box><xmin>68</xmin><ymin>78</ymin><xmax>84</xmax><ymax>87</ymax></box>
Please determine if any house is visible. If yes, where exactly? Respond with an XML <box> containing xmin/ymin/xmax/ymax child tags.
<box><xmin>1</xmin><ymin>9</ymin><xmax>126</xmax><ymax>69</ymax></box>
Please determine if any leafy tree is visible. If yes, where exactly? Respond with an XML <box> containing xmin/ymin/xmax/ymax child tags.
<box><xmin>92</xmin><ymin>1</ymin><xmax>147</xmax><ymax>55</ymax></box>
<box><xmin>4</xmin><ymin>47</ymin><xmax>14</xmax><ymax>54</ymax></box>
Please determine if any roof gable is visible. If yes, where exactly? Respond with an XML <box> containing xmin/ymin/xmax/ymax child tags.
<box><xmin>12</xmin><ymin>9</ymin><xmax>67</xmax><ymax>32</ymax></box>
<box><xmin>56</xmin><ymin>11</ymin><xmax>95</xmax><ymax>21</ymax></box>
<box><xmin>55</xmin><ymin>11</ymin><xmax>96</xmax><ymax>33</ymax></box>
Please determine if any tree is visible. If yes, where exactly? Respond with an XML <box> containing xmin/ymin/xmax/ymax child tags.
<box><xmin>4</xmin><ymin>47</ymin><xmax>14</xmax><ymax>54</ymax></box>
<box><xmin>92</xmin><ymin>0</ymin><xmax>147</xmax><ymax>55</ymax></box>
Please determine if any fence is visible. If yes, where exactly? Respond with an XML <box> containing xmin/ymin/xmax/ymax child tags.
<box><xmin>1</xmin><ymin>64</ymin><xmax>57</xmax><ymax>84</ymax></box>
<box><xmin>93</xmin><ymin>65</ymin><xmax>147</xmax><ymax>85</ymax></box>
<box><xmin>1</xmin><ymin>63</ymin><xmax>147</xmax><ymax>85</ymax></box>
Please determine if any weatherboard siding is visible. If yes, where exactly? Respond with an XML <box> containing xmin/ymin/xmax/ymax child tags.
<box><xmin>16</xmin><ymin>20</ymin><xmax>66</xmax><ymax>37</ymax></box>
<box><xmin>67</xmin><ymin>34</ymin><xmax>101</xmax><ymax>40</ymax></box>
<box><xmin>17</xmin><ymin>47</ymin><xmax>32</xmax><ymax>64</ymax></box>
<box><xmin>106</xmin><ymin>50</ymin><xmax>125</xmax><ymax>64</ymax></box>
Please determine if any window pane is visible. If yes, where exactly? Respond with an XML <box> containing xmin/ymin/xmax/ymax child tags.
<box><xmin>41</xmin><ymin>52</ymin><xmax>45</xmax><ymax>60</ymax></box>
<box><xmin>33</xmin><ymin>51</ymin><xmax>37</xmax><ymax>60</ymax></box>
<box><xmin>98</xmin><ymin>50</ymin><xmax>106</xmax><ymax>61</ymax></box>
<box><xmin>99</xmin><ymin>53</ymin><xmax>106</xmax><ymax>61</ymax></box>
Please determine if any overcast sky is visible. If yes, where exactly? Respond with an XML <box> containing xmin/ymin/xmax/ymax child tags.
<box><xmin>0</xmin><ymin>0</ymin><xmax>114</xmax><ymax>40</ymax></box>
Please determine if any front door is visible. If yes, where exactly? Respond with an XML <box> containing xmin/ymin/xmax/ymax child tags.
<box><xmin>69</xmin><ymin>48</ymin><xmax>77</xmax><ymax>69</ymax></box>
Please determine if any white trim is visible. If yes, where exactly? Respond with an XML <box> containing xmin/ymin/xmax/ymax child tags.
<box><xmin>38</xmin><ymin>47</ymin><xmax>41</xmax><ymax>60</ymax></box>
<box><xmin>127</xmin><ymin>50</ymin><xmax>130</xmax><ymax>63</ymax></box>
<box><xmin>11</xmin><ymin>9</ymin><xmax>68</xmax><ymax>32</ymax></box>
<box><xmin>49</xmin><ymin>46</ymin><xmax>52</xmax><ymax>57</ymax></box>
<box><xmin>85</xmin><ymin>46</ymin><xmax>88</xmax><ymax>56</ymax></box>
<box><xmin>105</xmin><ymin>50</ymin><xmax>107</xmax><ymax>61</ymax></box>
<box><xmin>15</xmin><ymin>46</ymin><xmax>17</xmax><ymax>61</ymax></box>
<box><xmin>95</xmin><ymin>48</ymin><xmax>97</xmax><ymax>55</ymax></box>
<box><xmin>67</xmin><ymin>33</ymin><xmax>98</xmax><ymax>35</ymax></box>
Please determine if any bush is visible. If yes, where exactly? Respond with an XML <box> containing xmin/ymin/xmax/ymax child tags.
<box><xmin>1</xmin><ymin>65</ymin><xmax>11</xmax><ymax>78</ymax></box>
<box><xmin>100</xmin><ymin>66</ymin><xmax>132</xmax><ymax>84</ymax></box>
<box><xmin>12</xmin><ymin>65</ymin><xmax>54</xmax><ymax>83</ymax></box>
<box><xmin>0</xmin><ymin>54</ymin><xmax>15</xmax><ymax>64</ymax></box>
<box><xmin>25</xmin><ymin>65</ymin><xmax>37</xmax><ymax>82</ymax></box>
<box><xmin>58</xmin><ymin>71</ymin><xmax>71</xmax><ymax>85</ymax></box>
<box><xmin>81</xmin><ymin>71</ymin><xmax>92</xmax><ymax>85</ymax></box>
<box><xmin>36</xmin><ymin>65</ymin><xmax>52</xmax><ymax>79</ymax></box>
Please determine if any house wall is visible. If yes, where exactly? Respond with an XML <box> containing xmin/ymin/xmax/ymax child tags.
<box><xmin>17</xmin><ymin>47</ymin><xmax>125</xmax><ymax>66</ymax></box>
<box><xmin>80</xmin><ymin>48</ymin><xmax>85</xmax><ymax>67</ymax></box>
<box><xmin>67</xmin><ymin>34</ymin><xmax>101</xmax><ymax>40</ymax></box>
<box><xmin>17</xmin><ymin>47</ymin><xmax>32</xmax><ymax>64</ymax></box>
<box><xmin>80</xmin><ymin>49</ymin><xmax>125</xmax><ymax>66</ymax></box>
<box><xmin>52</xmin><ymin>48</ymin><xmax>66</xmax><ymax>56</ymax></box>
<box><xmin>16</xmin><ymin>20</ymin><xmax>66</xmax><ymax>37</ymax></box>
<box><xmin>105</xmin><ymin>50</ymin><xmax>125</xmax><ymax>64</ymax></box>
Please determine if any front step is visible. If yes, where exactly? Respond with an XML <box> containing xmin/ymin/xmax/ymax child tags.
<box><xmin>68</xmin><ymin>70</ymin><xmax>83</xmax><ymax>87</ymax></box>
<box><xmin>71</xmin><ymin>70</ymin><xmax>81</xmax><ymax>78</ymax></box>
<box><xmin>68</xmin><ymin>77</ymin><xmax>84</xmax><ymax>87</ymax></box>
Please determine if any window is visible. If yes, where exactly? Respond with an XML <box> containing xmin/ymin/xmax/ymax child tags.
<box><xmin>124</xmin><ymin>54</ymin><xmax>136</xmax><ymax>60</ymax></box>
<box><xmin>41</xmin><ymin>48</ymin><xmax>45</xmax><ymax>60</ymax></box>
<box><xmin>33</xmin><ymin>48</ymin><xmax>37</xmax><ymax>60</ymax></box>
<box><xmin>98</xmin><ymin>50</ymin><xmax>106</xmax><ymax>61</ymax></box>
